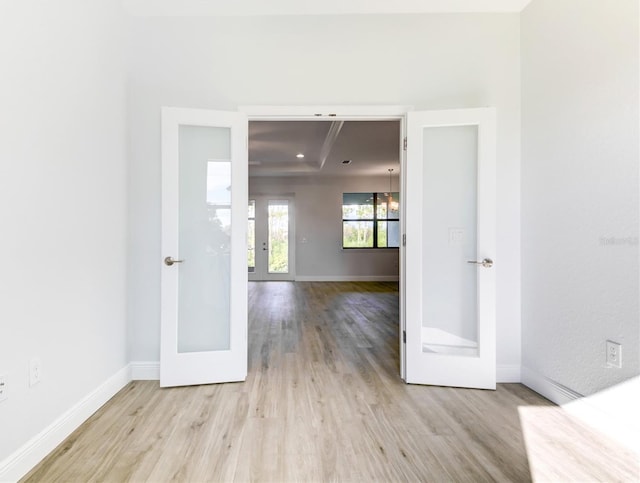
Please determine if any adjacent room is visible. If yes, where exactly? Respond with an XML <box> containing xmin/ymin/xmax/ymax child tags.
<box><xmin>247</xmin><ymin>119</ymin><xmax>401</xmax><ymax>283</ymax></box>
<box><xmin>246</xmin><ymin>118</ymin><xmax>403</xmax><ymax>394</ymax></box>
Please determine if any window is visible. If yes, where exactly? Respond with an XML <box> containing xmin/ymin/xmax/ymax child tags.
<box><xmin>342</xmin><ymin>192</ymin><xmax>400</xmax><ymax>248</ymax></box>
<box><xmin>248</xmin><ymin>200</ymin><xmax>255</xmax><ymax>272</ymax></box>
<box><xmin>267</xmin><ymin>200</ymin><xmax>289</xmax><ymax>273</ymax></box>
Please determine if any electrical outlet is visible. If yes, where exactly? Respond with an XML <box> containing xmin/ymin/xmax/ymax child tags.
<box><xmin>0</xmin><ymin>375</ymin><xmax>7</xmax><ymax>402</ymax></box>
<box><xmin>29</xmin><ymin>358</ymin><xmax>42</xmax><ymax>386</ymax></box>
<box><xmin>606</xmin><ymin>340</ymin><xmax>622</xmax><ymax>368</ymax></box>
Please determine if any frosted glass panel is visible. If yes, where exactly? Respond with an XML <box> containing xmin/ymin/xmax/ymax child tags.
<box><xmin>421</xmin><ymin>126</ymin><xmax>479</xmax><ymax>357</ymax></box>
<box><xmin>178</xmin><ymin>125</ymin><xmax>231</xmax><ymax>353</ymax></box>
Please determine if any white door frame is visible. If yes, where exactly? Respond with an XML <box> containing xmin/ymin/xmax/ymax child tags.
<box><xmin>241</xmin><ymin>105</ymin><xmax>410</xmax><ymax>378</ymax></box>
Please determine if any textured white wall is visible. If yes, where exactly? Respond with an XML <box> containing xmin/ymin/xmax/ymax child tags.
<box><xmin>0</xmin><ymin>0</ymin><xmax>128</xmax><ymax>464</ymax></box>
<box><xmin>127</xmin><ymin>13</ymin><xmax>522</xmax><ymax>367</ymax></box>
<box><xmin>521</xmin><ymin>0</ymin><xmax>639</xmax><ymax>395</ymax></box>
<box><xmin>250</xmin><ymin>175</ymin><xmax>400</xmax><ymax>279</ymax></box>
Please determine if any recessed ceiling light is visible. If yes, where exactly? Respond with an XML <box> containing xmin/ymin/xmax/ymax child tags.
<box><xmin>296</xmin><ymin>153</ymin><xmax>305</xmax><ymax>159</ymax></box>
<box><xmin>342</xmin><ymin>159</ymin><xmax>352</xmax><ymax>165</ymax></box>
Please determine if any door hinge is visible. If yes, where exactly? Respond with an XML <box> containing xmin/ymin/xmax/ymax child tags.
<box><xmin>402</xmin><ymin>234</ymin><xmax>406</xmax><ymax>246</ymax></box>
<box><xmin>403</xmin><ymin>330</ymin><xmax>406</xmax><ymax>344</ymax></box>
<box><xmin>403</xmin><ymin>137</ymin><xmax>407</xmax><ymax>151</ymax></box>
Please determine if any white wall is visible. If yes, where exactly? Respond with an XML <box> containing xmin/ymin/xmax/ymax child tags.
<box><xmin>250</xmin><ymin>175</ymin><xmax>400</xmax><ymax>280</ymax></box>
<box><xmin>521</xmin><ymin>0</ymin><xmax>639</xmax><ymax>396</ymax></box>
<box><xmin>127</xmin><ymin>13</ymin><xmax>522</xmax><ymax>372</ymax></box>
<box><xmin>0</xmin><ymin>0</ymin><xmax>128</xmax><ymax>470</ymax></box>
<box><xmin>122</xmin><ymin>0</ymin><xmax>535</xmax><ymax>16</ymax></box>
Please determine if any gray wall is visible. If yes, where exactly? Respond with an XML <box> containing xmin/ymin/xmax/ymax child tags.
<box><xmin>250</xmin><ymin>175</ymin><xmax>400</xmax><ymax>280</ymax></box>
<box><xmin>521</xmin><ymin>0</ymin><xmax>639</xmax><ymax>395</ymax></box>
<box><xmin>0</xmin><ymin>0</ymin><xmax>128</xmax><ymax>464</ymax></box>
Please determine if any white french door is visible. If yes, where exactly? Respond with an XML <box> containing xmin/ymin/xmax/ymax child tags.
<box><xmin>160</xmin><ymin>107</ymin><xmax>248</xmax><ymax>388</ymax></box>
<box><xmin>248</xmin><ymin>195</ymin><xmax>295</xmax><ymax>281</ymax></box>
<box><xmin>404</xmin><ymin>108</ymin><xmax>496</xmax><ymax>389</ymax></box>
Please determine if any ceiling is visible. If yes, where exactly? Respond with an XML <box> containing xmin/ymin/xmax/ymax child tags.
<box><xmin>123</xmin><ymin>0</ymin><xmax>533</xmax><ymax>16</ymax></box>
<box><xmin>249</xmin><ymin>120</ymin><xmax>401</xmax><ymax>177</ymax></box>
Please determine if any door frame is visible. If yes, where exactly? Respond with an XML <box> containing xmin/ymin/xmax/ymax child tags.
<box><xmin>241</xmin><ymin>105</ymin><xmax>410</xmax><ymax>378</ymax></box>
<box><xmin>248</xmin><ymin>194</ymin><xmax>296</xmax><ymax>281</ymax></box>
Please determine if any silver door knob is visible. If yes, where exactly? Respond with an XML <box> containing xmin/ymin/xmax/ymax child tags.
<box><xmin>467</xmin><ymin>258</ymin><xmax>493</xmax><ymax>268</ymax></box>
<box><xmin>164</xmin><ymin>256</ymin><xmax>184</xmax><ymax>266</ymax></box>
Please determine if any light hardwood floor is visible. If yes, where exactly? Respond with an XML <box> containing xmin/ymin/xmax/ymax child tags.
<box><xmin>23</xmin><ymin>282</ymin><xmax>639</xmax><ymax>482</ymax></box>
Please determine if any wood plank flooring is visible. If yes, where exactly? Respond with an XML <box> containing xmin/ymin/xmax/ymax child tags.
<box><xmin>23</xmin><ymin>282</ymin><xmax>639</xmax><ymax>482</ymax></box>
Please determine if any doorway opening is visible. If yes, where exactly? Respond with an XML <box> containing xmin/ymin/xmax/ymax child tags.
<box><xmin>248</xmin><ymin>196</ymin><xmax>295</xmax><ymax>281</ymax></box>
<box><xmin>246</xmin><ymin>114</ymin><xmax>405</xmax><ymax>377</ymax></box>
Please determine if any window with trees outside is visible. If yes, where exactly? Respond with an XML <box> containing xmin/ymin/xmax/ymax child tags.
<box><xmin>342</xmin><ymin>192</ymin><xmax>400</xmax><ymax>248</ymax></box>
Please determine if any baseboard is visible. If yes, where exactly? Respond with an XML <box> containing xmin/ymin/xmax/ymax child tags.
<box><xmin>521</xmin><ymin>365</ymin><xmax>582</xmax><ymax>405</ymax></box>
<box><xmin>131</xmin><ymin>363</ymin><xmax>519</xmax><ymax>384</ymax></box>
<box><xmin>130</xmin><ymin>361</ymin><xmax>160</xmax><ymax>380</ymax></box>
<box><xmin>0</xmin><ymin>365</ymin><xmax>131</xmax><ymax>483</ymax></box>
<box><xmin>521</xmin><ymin>366</ymin><xmax>639</xmax><ymax>454</ymax></box>
<box><xmin>295</xmin><ymin>275</ymin><xmax>399</xmax><ymax>282</ymax></box>
<box><xmin>497</xmin><ymin>364</ymin><xmax>521</xmax><ymax>383</ymax></box>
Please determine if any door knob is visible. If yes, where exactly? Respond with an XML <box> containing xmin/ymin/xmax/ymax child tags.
<box><xmin>467</xmin><ymin>258</ymin><xmax>493</xmax><ymax>268</ymax></box>
<box><xmin>164</xmin><ymin>256</ymin><xmax>184</xmax><ymax>266</ymax></box>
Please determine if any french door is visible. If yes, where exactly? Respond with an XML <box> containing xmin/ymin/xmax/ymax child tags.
<box><xmin>404</xmin><ymin>108</ymin><xmax>497</xmax><ymax>389</ymax></box>
<box><xmin>158</xmin><ymin>105</ymin><xmax>496</xmax><ymax>390</ymax></box>
<box><xmin>160</xmin><ymin>107</ymin><xmax>248</xmax><ymax>387</ymax></box>
<box><xmin>248</xmin><ymin>196</ymin><xmax>295</xmax><ymax>281</ymax></box>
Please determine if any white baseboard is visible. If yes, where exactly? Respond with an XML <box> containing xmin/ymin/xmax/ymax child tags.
<box><xmin>130</xmin><ymin>361</ymin><xmax>160</xmax><ymax>380</ymax></box>
<box><xmin>521</xmin><ymin>365</ymin><xmax>582</xmax><ymax>405</ymax></box>
<box><xmin>497</xmin><ymin>364</ymin><xmax>521</xmax><ymax>383</ymax></box>
<box><xmin>0</xmin><ymin>365</ymin><xmax>131</xmax><ymax>483</ymax></box>
<box><xmin>129</xmin><ymin>363</ymin><xmax>519</xmax><ymax>384</ymax></box>
<box><xmin>130</xmin><ymin>363</ymin><xmax>521</xmax><ymax>384</ymax></box>
<box><xmin>295</xmin><ymin>275</ymin><xmax>399</xmax><ymax>282</ymax></box>
<box><xmin>522</xmin><ymin>366</ymin><xmax>639</xmax><ymax>453</ymax></box>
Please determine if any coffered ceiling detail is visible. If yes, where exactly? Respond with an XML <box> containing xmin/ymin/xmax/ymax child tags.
<box><xmin>249</xmin><ymin>120</ymin><xmax>401</xmax><ymax>177</ymax></box>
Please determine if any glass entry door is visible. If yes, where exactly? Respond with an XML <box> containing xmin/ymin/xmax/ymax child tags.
<box><xmin>160</xmin><ymin>107</ymin><xmax>248</xmax><ymax>388</ymax></box>
<box><xmin>248</xmin><ymin>196</ymin><xmax>295</xmax><ymax>281</ymax></box>
<box><xmin>404</xmin><ymin>108</ymin><xmax>496</xmax><ymax>389</ymax></box>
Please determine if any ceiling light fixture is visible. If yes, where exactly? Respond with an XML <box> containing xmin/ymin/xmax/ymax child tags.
<box><xmin>296</xmin><ymin>153</ymin><xmax>305</xmax><ymax>159</ymax></box>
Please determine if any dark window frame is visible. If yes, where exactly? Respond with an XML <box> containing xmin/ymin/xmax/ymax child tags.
<box><xmin>342</xmin><ymin>192</ymin><xmax>400</xmax><ymax>249</ymax></box>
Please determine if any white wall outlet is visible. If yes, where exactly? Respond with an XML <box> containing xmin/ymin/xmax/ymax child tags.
<box><xmin>29</xmin><ymin>358</ymin><xmax>42</xmax><ymax>386</ymax></box>
<box><xmin>606</xmin><ymin>340</ymin><xmax>622</xmax><ymax>368</ymax></box>
<box><xmin>0</xmin><ymin>375</ymin><xmax>7</xmax><ymax>402</ymax></box>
